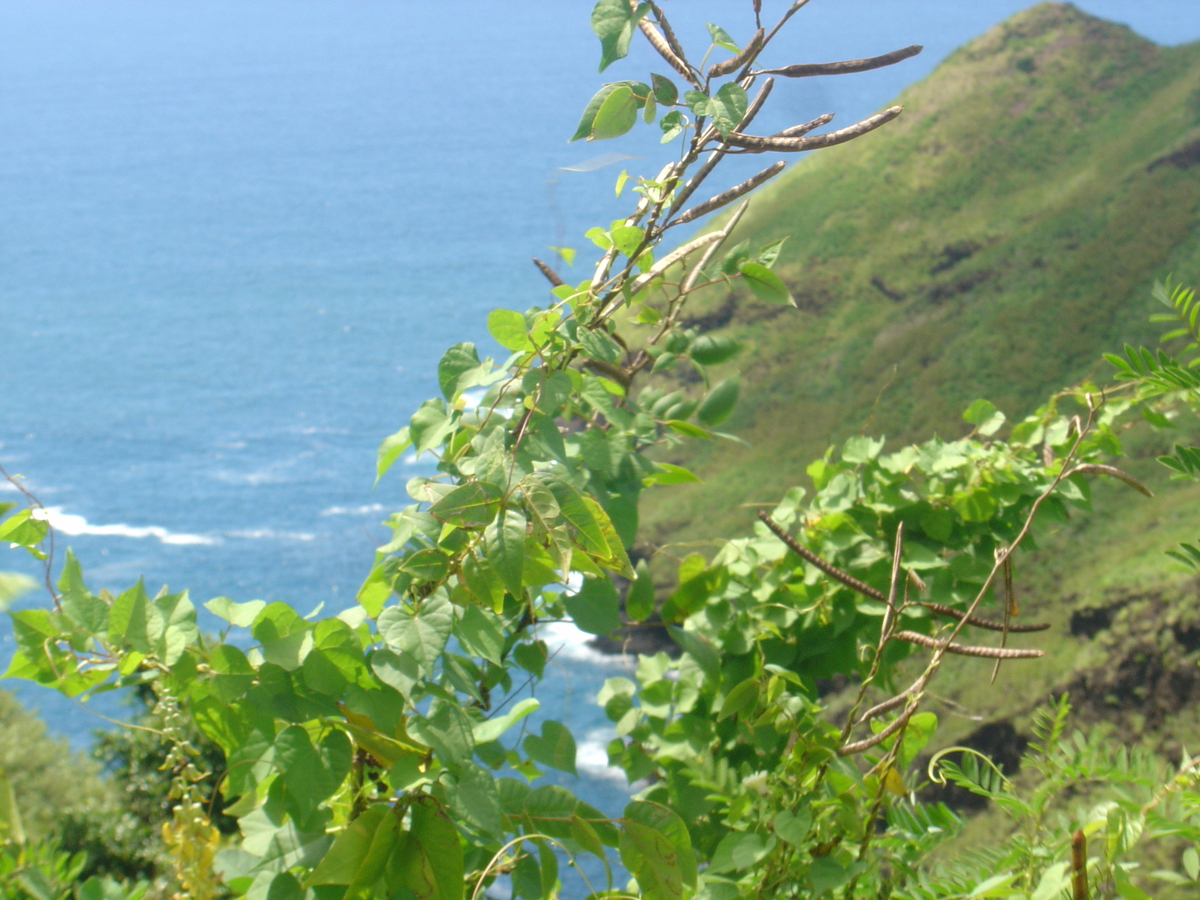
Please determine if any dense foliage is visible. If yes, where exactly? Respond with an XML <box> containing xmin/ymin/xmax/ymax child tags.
<box><xmin>5</xmin><ymin>3</ymin><xmax>1200</xmax><ymax>899</ymax></box>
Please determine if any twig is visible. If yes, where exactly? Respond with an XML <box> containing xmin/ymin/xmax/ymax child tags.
<box><xmin>756</xmin><ymin>510</ymin><xmax>885</xmax><ymax>601</ymax></box>
<box><xmin>773</xmin><ymin>113</ymin><xmax>835</xmax><ymax>140</ymax></box>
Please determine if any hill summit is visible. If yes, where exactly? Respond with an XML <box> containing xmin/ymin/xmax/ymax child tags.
<box><xmin>648</xmin><ymin>1</ymin><xmax>1200</xmax><ymax>544</ymax></box>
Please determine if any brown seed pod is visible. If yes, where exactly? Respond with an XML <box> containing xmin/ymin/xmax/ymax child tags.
<box><xmin>708</xmin><ymin>28</ymin><xmax>764</xmax><ymax>79</ymax></box>
<box><xmin>726</xmin><ymin>106</ymin><xmax>902</xmax><ymax>153</ymax></box>
<box><xmin>893</xmin><ymin>630</ymin><xmax>1044</xmax><ymax>659</ymax></box>
<box><xmin>760</xmin><ymin>44</ymin><xmax>922</xmax><ymax>78</ymax></box>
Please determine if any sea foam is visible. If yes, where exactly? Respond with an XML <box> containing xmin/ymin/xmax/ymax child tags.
<box><xmin>32</xmin><ymin>507</ymin><xmax>216</xmax><ymax>546</ymax></box>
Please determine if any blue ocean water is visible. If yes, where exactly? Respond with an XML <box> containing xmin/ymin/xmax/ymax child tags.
<box><xmin>1</xmin><ymin>0</ymin><xmax>1197</xmax><ymax>862</ymax></box>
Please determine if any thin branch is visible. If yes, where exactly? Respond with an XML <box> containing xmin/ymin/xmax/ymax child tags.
<box><xmin>840</xmin><ymin>703</ymin><xmax>916</xmax><ymax>755</ymax></box>
<box><xmin>756</xmin><ymin>510</ymin><xmax>885</xmax><ymax>601</ymax></box>
<box><xmin>880</xmin><ymin>523</ymin><xmax>903</xmax><ymax>640</ymax></box>
<box><xmin>758</xmin><ymin>44</ymin><xmax>922</xmax><ymax>78</ymax></box>
<box><xmin>680</xmin><ymin>200</ymin><xmax>749</xmax><ymax>294</ymax></box>
<box><xmin>855</xmin><ymin>689</ymin><xmax>910</xmax><ymax>726</ymax></box>
<box><xmin>724</xmin><ymin>105</ymin><xmax>903</xmax><ymax>153</ymax></box>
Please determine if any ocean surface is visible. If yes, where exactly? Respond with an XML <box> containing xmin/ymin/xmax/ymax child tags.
<box><xmin>1</xmin><ymin>0</ymin><xmax>1198</xmax><ymax>865</ymax></box>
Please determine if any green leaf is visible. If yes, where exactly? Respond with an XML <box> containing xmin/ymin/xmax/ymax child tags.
<box><xmin>591</xmin><ymin>0</ymin><xmax>644</xmax><ymax>71</ymax></box>
<box><xmin>487</xmin><ymin>309</ymin><xmax>532</xmax><ymax>352</ymax></box>
<box><xmin>667</xmin><ymin>626</ymin><xmax>719</xmax><ymax>681</ymax></box>
<box><xmin>523</xmin><ymin>720</ymin><xmax>578</xmax><ymax>775</ymax></box>
<box><xmin>457</xmin><ymin>603</ymin><xmax>505</xmax><ymax>665</ymax></box>
<box><xmin>305</xmin><ymin>806</ymin><xmax>388</xmax><ymax>886</ymax></box>
<box><xmin>400</xmin><ymin>799</ymin><xmax>464</xmax><ymax>900</ymax></box>
<box><xmin>377</xmin><ymin>593</ymin><xmax>453</xmax><ymax>674</ymax></box>
<box><xmin>564</xmin><ymin>575</ymin><xmax>622</xmax><ymax>636</ymax></box>
<box><xmin>409</xmin><ymin>701</ymin><xmax>475</xmax><ymax>769</ymax></box>
<box><xmin>697</xmin><ymin>376</ymin><xmax>739</xmax><ymax>427</ymax></box>
<box><xmin>513</xmin><ymin>640</ymin><xmax>548</xmax><ymax>678</ymax></box>
<box><xmin>205</xmin><ymin>596</ymin><xmax>266</xmax><ymax>628</ymax></box>
<box><xmin>951</xmin><ymin>487</ymin><xmax>997</xmax><ymax>523</ymax></box>
<box><xmin>273</xmin><ymin>725</ymin><xmax>353</xmax><ymax>823</ymax></box>
<box><xmin>625</xmin><ymin>561</ymin><xmax>655</xmax><ymax>622</ymax></box>
<box><xmin>0</xmin><ymin>508</ymin><xmax>47</xmax><ymax>549</ymax></box>
<box><xmin>707</xmin><ymin>82</ymin><xmax>747</xmax><ymax>137</ymax></box>
<box><xmin>962</xmin><ymin>398</ymin><xmax>998</xmax><ymax>425</ymax></box>
<box><xmin>659</xmin><ymin>110</ymin><xmax>686</xmax><ymax>143</ymax></box>
<box><xmin>437</xmin><ymin>342</ymin><xmax>483</xmax><ymax>401</ymax></box>
<box><xmin>665</xmin><ymin>419</ymin><xmax>710</xmax><ymax>438</ymax></box>
<box><xmin>0</xmin><ymin>768</ymin><xmax>26</xmax><ymax>846</ymax></box>
<box><xmin>108</xmin><ymin>578</ymin><xmax>156</xmax><ymax>655</ymax></box>
<box><xmin>619</xmin><ymin>801</ymin><xmax>697</xmax><ymax>900</ymax></box>
<box><xmin>447</xmin><ymin>761</ymin><xmax>504</xmax><ymax>837</ymax></box>
<box><xmin>688</xmin><ymin>335</ymin><xmax>741</xmax><ymax>366</ymax></box>
<box><xmin>738</xmin><ymin>261</ymin><xmax>793</xmax><ymax>305</ymax></box>
<box><xmin>154</xmin><ymin>589</ymin><xmax>198</xmax><ymax>666</ymax></box>
<box><xmin>651</xmin><ymin>73</ymin><xmax>678</xmax><ymax>105</ymax></box>
<box><xmin>410</xmin><ymin>400</ymin><xmax>451</xmax><ymax>456</ymax></box>
<box><xmin>428</xmin><ymin>481</ymin><xmax>503</xmax><ymax>528</ymax></box>
<box><xmin>473</xmin><ymin>697</ymin><xmax>540</xmax><ymax>744</ymax></box>
<box><xmin>810</xmin><ymin>856</ymin><xmax>851</xmax><ymax>897</ymax></box>
<box><xmin>718</xmin><ymin>676</ymin><xmax>759</xmax><ymax>721</ymax></box>
<box><xmin>708</xmin><ymin>831</ymin><xmax>774</xmax><ymax>874</ymax></box>
<box><xmin>609</xmin><ymin>225</ymin><xmax>645</xmax><ymax>257</ymax></box>
<box><xmin>375</xmin><ymin>426</ymin><xmax>411</xmax><ymax>484</ymax></box>
<box><xmin>841</xmin><ymin>435</ymin><xmax>884</xmax><ymax>464</ymax></box>
<box><xmin>772</xmin><ymin>807</ymin><xmax>812</xmax><ymax>847</ymax></box>
<box><xmin>370</xmin><ymin>647</ymin><xmax>421</xmax><ymax>698</ymax></box>
<box><xmin>643</xmin><ymin>462</ymin><xmax>702</xmax><ymax>487</ymax></box>
<box><xmin>485</xmin><ymin>509</ymin><xmax>527</xmax><ymax>597</ymax></box>
<box><xmin>592</xmin><ymin>84</ymin><xmax>640</xmax><ymax>140</ymax></box>
<box><xmin>705</xmin><ymin>22</ymin><xmax>740</xmax><ymax>52</ymax></box>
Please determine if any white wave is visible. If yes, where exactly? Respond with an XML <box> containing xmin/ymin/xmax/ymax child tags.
<box><xmin>460</xmin><ymin>388</ymin><xmax>486</xmax><ymax>412</ymax></box>
<box><xmin>32</xmin><ymin>507</ymin><xmax>216</xmax><ymax>546</ymax></box>
<box><xmin>541</xmin><ymin>620</ymin><xmax>628</xmax><ymax>666</ymax></box>
<box><xmin>320</xmin><ymin>503</ymin><xmax>385</xmax><ymax>517</ymax></box>
<box><xmin>576</xmin><ymin>727</ymin><xmax>632</xmax><ymax>784</ymax></box>
<box><xmin>226</xmin><ymin>528</ymin><xmax>316</xmax><ymax>542</ymax></box>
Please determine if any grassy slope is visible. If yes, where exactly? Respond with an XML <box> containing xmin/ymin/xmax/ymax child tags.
<box><xmin>634</xmin><ymin>1</ymin><xmax>1200</xmax><ymax>804</ymax></box>
<box><xmin>642</xmin><ymin>2</ymin><xmax>1200</xmax><ymax>552</ymax></box>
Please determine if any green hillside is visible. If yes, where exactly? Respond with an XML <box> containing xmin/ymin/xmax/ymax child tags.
<box><xmin>646</xmin><ymin>1</ymin><xmax>1200</xmax><ymax>549</ymax></box>
<box><xmin>633</xmin><ymin>1</ymin><xmax>1200</xmax><ymax>798</ymax></box>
